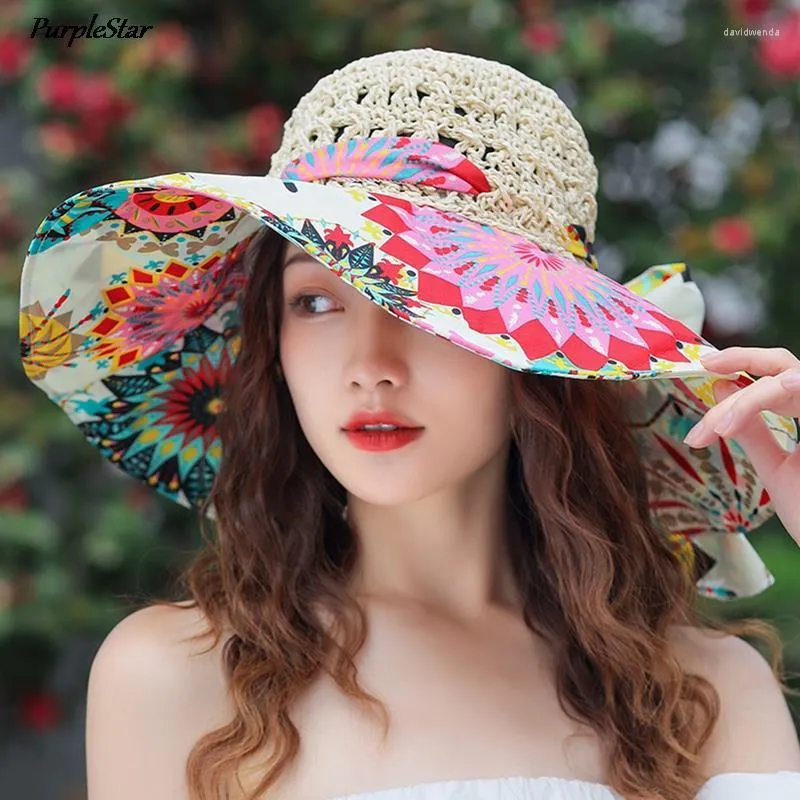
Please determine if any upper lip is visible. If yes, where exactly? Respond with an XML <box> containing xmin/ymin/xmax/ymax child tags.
<box><xmin>342</xmin><ymin>411</ymin><xmax>423</xmax><ymax>431</ymax></box>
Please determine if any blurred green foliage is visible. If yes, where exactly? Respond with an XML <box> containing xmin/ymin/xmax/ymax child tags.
<box><xmin>1</xmin><ymin>0</ymin><xmax>799</xmax><ymax>734</ymax></box>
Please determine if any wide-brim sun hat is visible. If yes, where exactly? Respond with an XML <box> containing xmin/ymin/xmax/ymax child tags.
<box><xmin>18</xmin><ymin>49</ymin><xmax>799</xmax><ymax>601</ymax></box>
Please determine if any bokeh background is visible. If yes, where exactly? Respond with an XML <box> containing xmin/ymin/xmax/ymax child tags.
<box><xmin>1</xmin><ymin>0</ymin><xmax>800</xmax><ymax>797</ymax></box>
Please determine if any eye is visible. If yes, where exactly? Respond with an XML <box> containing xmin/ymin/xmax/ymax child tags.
<box><xmin>287</xmin><ymin>292</ymin><xmax>341</xmax><ymax>316</ymax></box>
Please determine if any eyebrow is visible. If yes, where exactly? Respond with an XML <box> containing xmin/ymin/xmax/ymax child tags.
<box><xmin>283</xmin><ymin>250</ymin><xmax>318</xmax><ymax>271</ymax></box>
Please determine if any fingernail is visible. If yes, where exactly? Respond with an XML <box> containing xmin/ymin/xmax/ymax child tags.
<box><xmin>781</xmin><ymin>370</ymin><xmax>800</xmax><ymax>389</ymax></box>
<box><xmin>684</xmin><ymin>421</ymin><xmax>706</xmax><ymax>446</ymax></box>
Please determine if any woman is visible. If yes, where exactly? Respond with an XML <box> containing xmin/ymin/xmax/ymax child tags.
<box><xmin>18</xmin><ymin>49</ymin><xmax>800</xmax><ymax>799</ymax></box>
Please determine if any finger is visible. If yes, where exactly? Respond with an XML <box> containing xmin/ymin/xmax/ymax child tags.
<box><xmin>722</xmin><ymin>409</ymin><xmax>788</xmax><ymax>483</ymax></box>
<box><xmin>727</xmin><ymin>420</ymin><xmax>800</xmax><ymax>541</ymax></box>
<box><xmin>684</xmin><ymin>374</ymin><xmax>799</xmax><ymax>449</ymax></box>
<box><xmin>701</xmin><ymin>346</ymin><xmax>800</xmax><ymax>377</ymax></box>
<box><xmin>710</xmin><ymin>374</ymin><xmax>800</xmax><ymax>433</ymax></box>
<box><xmin>779</xmin><ymin>367</ymin><xmax>800</xmax><ymax>392</ymax></box>
<box><xmin>708</xmin><ymin>369</ymin><xmax>800</xmax><ymax>414</ymax></box>
<box><xmin>684</xmin><ymin>379</ymin><xmax>789</xmax><ymax>482</ymax></box>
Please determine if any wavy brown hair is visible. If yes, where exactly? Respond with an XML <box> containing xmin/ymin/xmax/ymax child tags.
<box><xmin>149</xmin><ymin>226</ymin><xmax>798</xmax><ymax>800</ymax></box>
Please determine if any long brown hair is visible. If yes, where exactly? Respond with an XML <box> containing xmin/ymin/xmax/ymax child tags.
<box><xmin>150</xmin><ymin>226</ymin><xmax>797</xmax><ymax>800</ymax></box>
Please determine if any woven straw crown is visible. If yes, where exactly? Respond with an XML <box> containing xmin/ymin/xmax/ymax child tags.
<box><xmin>267</xmin><ymin>48</ymin><xmax>599</xmax><ymax>259</ymax></box>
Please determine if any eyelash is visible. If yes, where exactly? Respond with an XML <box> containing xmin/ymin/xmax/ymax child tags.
<box><xmin>287</xmin><ymin>292</ymin><xmax>341</xmax><ymax>316</ymax></box>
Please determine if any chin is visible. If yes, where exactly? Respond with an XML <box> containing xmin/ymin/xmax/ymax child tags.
<box><xmin>336</xmin><ymin>477</ymin><xmax>434</xmax><ymax>509</ymax></box>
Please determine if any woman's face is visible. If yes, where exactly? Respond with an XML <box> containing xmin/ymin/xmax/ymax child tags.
<box><xmin>278</xmin><ymin>242</ymin><xmax>514</xmax><ymax>507</ymax></box>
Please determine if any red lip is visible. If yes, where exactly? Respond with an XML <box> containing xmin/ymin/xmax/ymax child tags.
<box><xmin>344</xmin><ymin>428</ymin><xmax>424</xmax><ymax>452</ymax></box>
<box><xmin>342</xmin><ymin>410</ymin><xmax>423</xmax><ymax>431</ymax></box>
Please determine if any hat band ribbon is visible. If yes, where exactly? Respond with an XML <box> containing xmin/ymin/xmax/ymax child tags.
<box><xmin>278</xmin><ymin>135</ymin><xmax>597</xmax><ymax>269</ymax></box>
<box><xmin>279</xmin><ymin>135</ymin><xmax>492</xmax><ymax>195</ymax></box>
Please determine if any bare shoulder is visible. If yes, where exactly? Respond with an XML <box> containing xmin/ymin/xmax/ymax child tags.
<box><xmin>89</xmin><ymin>601</ymin><xmax>229</xmax><ymax>698</ymax></box>
<box><xmin>86</xmin><ymin>602</ymin><xmax>234</xmax><ymax>800</ymax></box>
<box><xmin>666</xmin><ymin>623</ymin><xmax>800</xmax><ymax>776</ymax></box>
<box><xmin>93</xmin><ymin>600</ymin><xmax>222</xmax><ymax>664</ymax></box>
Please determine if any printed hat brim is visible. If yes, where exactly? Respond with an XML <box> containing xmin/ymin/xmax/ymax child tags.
<box><xmin>19</xmin><ymin>170</ymin><xmax>799</xmax><ymax>600</ymax></box>
<box><xmin>19</xmin><ymin>169</ymin><xmax>753</xmax><ymax>380</ymax></box>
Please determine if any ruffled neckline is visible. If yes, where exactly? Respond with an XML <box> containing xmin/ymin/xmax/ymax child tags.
<box><xmin>329</xmin><ymin>775</ymin><xmax>618</xmax><ymax>799</ymax></box>
<box><xmin>327</xmin><ymin>770</ymin><xmax>800</xmax><ymax>799</ymax></box>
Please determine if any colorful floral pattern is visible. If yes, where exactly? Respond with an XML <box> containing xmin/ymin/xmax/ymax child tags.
<box><xmin>280</xmin><ymin>135</ymin><xmax>492</xmax><ymax>195</ymax></box>
<box><xmin>18</xmin><ymin>139</ymin><xmax>799</xmax><ymax>601</ymax></box>
<box><xmin>73</xmin><ymin>325</ymin><xmax>232</xmax><ymax>504</ymax></box>
<box><xmin>361</xmin><ymin>192</ymin><xmax>700</xmax><ymax>373</ymax></box>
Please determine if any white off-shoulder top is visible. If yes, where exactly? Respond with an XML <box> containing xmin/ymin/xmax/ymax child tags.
<box><xmin>327</xmin><ymin>771</ymin><xmax>800</xmax><ymax>799</ymax></box>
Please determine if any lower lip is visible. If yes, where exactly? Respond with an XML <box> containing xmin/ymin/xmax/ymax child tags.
<box><xmin>344</xmin><ymin>428</ymin><xmax>424</xmax><ymax>451</ymax></box>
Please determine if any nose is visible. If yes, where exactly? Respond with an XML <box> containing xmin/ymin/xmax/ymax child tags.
<box><xmin>345</xmin><ymin>300</ymin><xmax>413</xmax><ymax>390</ymax></box>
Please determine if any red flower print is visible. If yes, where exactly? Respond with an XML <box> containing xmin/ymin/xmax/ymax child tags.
<box><xmin>324</xmin><ymin>223</ymin><xmax>354</xmax><ymax>252</ymax></box>
<box><xmin>155</xmin><ymin>348</ymin><xmax>232</xmax><ymax>450</ymax></box>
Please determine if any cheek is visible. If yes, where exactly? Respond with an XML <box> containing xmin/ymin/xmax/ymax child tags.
<box><xmin>284</xmin><ymin>358</ymin><xmax>334</xmax><ymax>415</ymax></box>
<box><xmin>426</xmin><ymin>356</ymin><xmax>513</xmax><ymax>441</ymax></box>
<box><xmin>279</xmin><ymin>318</ymin><xmax>334</xmax><ymax>378</ymax></box>
<box><xmin>280</xmin><ymin>324</ymin><xmax>341</xmax><ymax>445</ymax></box>
<box><xmin>472</xmin><ymin>372</ymin><xmax>513</xmax><ymax>441</ymax></box>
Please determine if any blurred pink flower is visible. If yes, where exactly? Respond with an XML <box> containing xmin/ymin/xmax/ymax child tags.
<box><xmin>19</xmin><ymin>691</ymin><xmax>61</xmax><ymax>732</ymax></box>
<box><xmin>36</xmin><ymin>63</ymin><xmax>83</xmax><ymax>112</ymax></box>
<box><xmin>709</xmin><ymin>216</ymin><xmax>755</xmax><ymax>256</ymax></box>
<box><xmin>75</xmin><ymin>74</ymin><xmax>135</xmax><ymax>149</ymax></box>
<box><xmin>80</xmin><ymin>114</ymin><xmax>113</xmax><ymax>152</ymax></box>
<box><xmin>75</xmin><ymin>72</ymin><xmax>133</xmax><ymax>121</ymax></box>
<box><xmin>38</xmin><ymin>120</ymin><xmax>83</xmax><ymax>160</ymax></box>
<box><xmin>78</xmin><ymin>73</ymin><xmax>118</xmax><ymax>115</ymax></box>
<box><xmin>758</xmin><ymin>10</ymin><xmax>800</xmax><ymax>78</ymax></box>
<box><xmin>0</xmin><ymin>480</ymin><xmax>27</xmax><ymax>509</ymax></box>
<box><xmin>37</xmin><ymin>64</ymin><xmax>134</xmax><ymax>151</ymax></box>
<box><xmin>0</xmin><ymin>32</ymin><xmax>31</xmax><ymax>77</ymax></box>
<box><xmin>522</xmin><ymin>20</ymin><xmax>564</xmax><ymax>54</ymax></box>
<box><xmin>145</xmin><ymin>22</ymin><xmax>195</xmax><ymax>73</ymax></box>
<box><xmin>730</xmin><ymin>0</ymin><xmax>772</xmax><ymax>24</ymax></box>
<box><xmin>246</xmin><ymin>103</ymin><xmax>284</xmax><ymax>160</ymax></box>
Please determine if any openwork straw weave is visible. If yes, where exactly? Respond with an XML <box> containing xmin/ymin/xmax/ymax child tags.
<box><xmin>267</xmin><ymin>48</ymin><xmax>599</xmax><ymax>259</ymax></box>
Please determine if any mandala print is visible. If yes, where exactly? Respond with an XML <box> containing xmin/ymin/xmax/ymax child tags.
<box><xmin>90</xmin><ymin>241</ymin><xmax>249</xmax><ymax>370</ymax></box>
<box><xmin>359</xmin><ymin>191</ymin><xmax>703</xmax><ymax>373</ymax></box>
<box><xmin>73</xmin><ymin>325</ymin><xmax>236</xmax><ymax>508</ymax></box>
<box><xmin>112</xmin><ymin>187</ymin><xmax>238</xmax><ymax>240</ymax></box>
